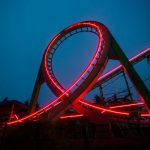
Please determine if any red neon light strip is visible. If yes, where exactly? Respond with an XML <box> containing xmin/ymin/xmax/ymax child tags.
<box><xmin>140</xmin><ymin>113</ymin><xmax>150</xmax><ymax>117</ymax></box>
<box><xmin>79</xmin><ymin>100</ymin><xmax>129</xmax><ymax>116</ymax></box>
<box><xmin>44</xmin><ymin>34</ymin><xmax>68</xmax><ymax>96</ymax></box>
<box><xmin>109</xmin><ymin>102</ymin><xmax>143</xmax><ymax>109</ymax></box>
<box><xmin>14</xmin><ymin>114</ymin><xmax>19</xmax><ymax>120</ymax></box>
<box><xmin>60</xmin><ymin>114</ymin><xmax>84</xmax><ymax>119</ymax></box>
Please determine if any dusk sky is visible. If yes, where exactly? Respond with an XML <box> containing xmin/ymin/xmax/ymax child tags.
<box><xmin>0</xmin><ymin>0</ymin><xmax>150</xmax><ymax>106</ymax></box>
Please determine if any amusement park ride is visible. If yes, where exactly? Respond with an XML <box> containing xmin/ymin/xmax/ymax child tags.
<box><xmin>5</xmin><ymin>21</ymin><xmax>150</xmax><ymax>126</ymax></box>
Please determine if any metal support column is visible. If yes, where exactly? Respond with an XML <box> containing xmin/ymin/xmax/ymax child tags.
<box><xmin>110</xmin><ymin>36</ymin><xmax>150</xmax><ymax>110</ymax></box>
<box><xmin>28</xmin><ymin>68</ymin><xmax>43</xmax><ymax>114</ymax></box>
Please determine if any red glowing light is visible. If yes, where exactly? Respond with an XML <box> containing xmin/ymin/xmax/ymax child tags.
<box><xmin>140</xmin><ymin>113</ymin><xmax>150</xmax><ymax>117</ymax></box>
<box><xmin>109</xmin><ymin>102</ymin><xmax>143</xmax><ymax>109</ymax></box>
<box><xmin>60</xmin><ymin>114</ymin><xmax>84</xmax><ymax>119</ymax></box>
<box><xmin>79</xmin><ymin>100</ymin><xmax>129</xmax><ymax>116</ymax></box>
<box><xmin>14</xmin><ymin>114</ymin><xmax>19</xmax><ymax>120</ymax></box>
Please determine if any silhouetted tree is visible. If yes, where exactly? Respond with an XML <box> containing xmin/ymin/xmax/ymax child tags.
<box><xmin>3</xmin><ymin>97</ymin><xmax>8</xmax><ymax>102</ymax></box>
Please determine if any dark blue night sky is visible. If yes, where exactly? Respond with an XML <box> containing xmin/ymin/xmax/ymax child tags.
<box><xmin>0</xmin><ymin>0</ymin><xmax>150</xmax><ymax>106</ymax></box>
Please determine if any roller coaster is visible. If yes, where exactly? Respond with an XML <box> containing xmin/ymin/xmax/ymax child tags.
<box><xmin>6</xmin><ymin>21</ymin><xmax>150</xmax><ymax>126</ymax></box>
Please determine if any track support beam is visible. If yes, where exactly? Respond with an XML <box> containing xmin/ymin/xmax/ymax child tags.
<box><xmin>111</xmin><ymin>37</ymin><xmax>150</xmax><ymax>110</ymax></box>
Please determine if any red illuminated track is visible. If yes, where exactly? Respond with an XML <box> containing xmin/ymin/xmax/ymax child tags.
<box><xmin>109</xmin><ymin>102</ymin><xmax>144</xmax><ymax>109</ymax></box>
<box><xmin>93</xmin><ymin>47</ymin><xmax>150</xmax><ymax>89</ymax></box>
<box><xmin>6</xmin><ymin>21</ymin><xmax>150</xmax><ymax>126</ymax></box>
<box><xmin>60</xmin><ymin>114</ymin><xmax>84</xmax><ymax>119</ymax></box>
<box><xmin>59</xmin><ymin>113</ymin><xmax>150</xmax><ymax>124</ymax></box>
<box><xmin>8</xmin><ymin>21</ymin><xmax>110</xmax><ymax>125</ymax></box>
<box><xmin>78</xmin><ymin>100</ymin><xmax>129</xmax><ymax>116</ymax></box>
